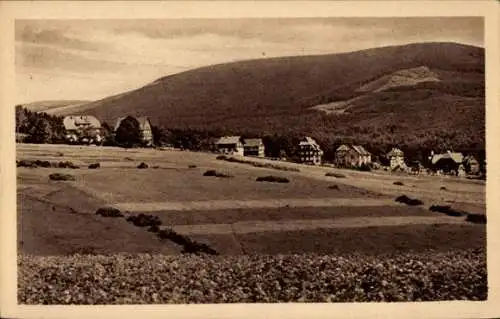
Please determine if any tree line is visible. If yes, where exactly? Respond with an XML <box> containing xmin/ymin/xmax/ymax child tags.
<box><xmin>15</xmin><ymin>106</ymin><xmax>485</xmax><ymax>168</ymax></box>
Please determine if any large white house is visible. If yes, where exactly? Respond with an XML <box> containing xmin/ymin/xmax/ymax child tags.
<box><xmin>214</xmin><ymin>136</ymin><xmax>245</xmax><ymax>156</ymax></box>
<box><xmin>63</xmin><ymin>115</ymin><xmax>102</xmax><ymax>144</ymax></box>
<box><xmin>299</xmin><ymin>137</ymin><xmax>323</xmax><ymax>165</ymax></box>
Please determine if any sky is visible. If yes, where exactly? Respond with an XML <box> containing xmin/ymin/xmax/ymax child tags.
<box><xmin>15</xmin><ymin>17</ymin><xmax>483</xmax><ymax>105</ymax></box>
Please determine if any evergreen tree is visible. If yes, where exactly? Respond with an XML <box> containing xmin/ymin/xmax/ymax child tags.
<box><xmin>114</xmin><ymin>116</ymin><xmax>142</xmax><ymax>148</ymax></box>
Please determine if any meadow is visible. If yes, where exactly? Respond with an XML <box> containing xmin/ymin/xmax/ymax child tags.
<box><xmin>16</xmin><ymin>143</ymin><xmax>487</xmax><ymax>303</ymax></box>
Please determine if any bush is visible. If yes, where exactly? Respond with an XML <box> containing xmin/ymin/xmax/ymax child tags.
<box><xmin>17</xmin><ymin>160</ymin><xmax>37</xmax><ymax>168</ymax></box>
<box><xmin>328</xmin><ymin>185</ymin><xmax>340</xmax><ymax>190</ymax></box>
<box><xmin>393</xmin><ymin>181</ymin><xmax>404</xmax><ymax>186</ymax></box>
<box><xmin>147</xmin><ymin>225</ymin><xmax>160</xmax><ymax>233</ymax></box>
<box><xmin>49</xmin><ymin>173</ymin><xmax>75</xmax><ymax>181</ymax></box>
<box><xmin>157</xmin><ymin>228</ymin><xmax>218</xmax><ymax>255</ymax></box>
<box><xmin>465</xmin><ymin>213</ymin><xmax>487</xmax><ymax>224</ymax></box>
<box><xmin>127</xmin><ymin>213</ymin><xmax>162</xmax><ymax>227</ymax></box>
<box><xmin>188</xmin><ymin>164</ymin><xmax>197</xmax><ymax>169</ymax></box>
<box><xmin>137</xmin><ymin>162</ymin><xmax>148</xmax><ymax>169</ymax></box>
<box><xmin>256</xmin><ymin>175</ymin><xmax>290</xmax><ymax>183</ymax></box>
<box><xmin>95</xmin><ymin>207</ymin><xmax>123</xmax><ymax>218</ymax></box>
<box><xmin>203</xmin><ymin>170</ymin><xmax>217</xmax><ymax>176</ymax></box>
<box><xmin>325</xmin><ymin>172</ymin><xmax>346</xmax><ymax>178</ymax></box>
<box><xmin>216</xmin><ymin>155</ymin><xmax>228</xmax><ymax>160</ymax></box>
<box><xmin>58</xmin><ymin>161</ymin><xmax>79</xmax><ymax>169</ymax></box>
<box><xmin>88</xmin><ymin>163</ymin><xmax>100</xmax><ymax>169</ymax></box>
<box><xmin>35</xmin><ymin>160</ymin><xmax>52</xmax><ymax>168</ymax></box>
<box><xmin>395</xmin><ymin>195</ymin><xmax>424</xmax><ymax>206</ymax></box>
<box><xmin>429</xmin><ymin>205</ymin><xmax>465</xmax><ymax>217</ymax></box>
<box><xmin>440</xmin><ymin>186</ymin><xmax>447</xmax><ymax>190</ymax></box>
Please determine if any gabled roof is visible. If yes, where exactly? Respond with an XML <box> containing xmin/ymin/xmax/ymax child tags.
<box><xmin>244</xmin><ymin>138</ymin><xmax>263</xmax><ymax>147</ymax></box>
<box><xmin>352</xmin><ymin>145</ymin><xmax>371</xmax><ymax>156</ymax></box>
<box><xmin>387</xmin><ymin>147</ymin><xmax>404</xmax><ymax>157</ymax></box>
<box><xmin>336</xmin><ymin>144</ymin><xmax>352</xmax><ymax>152</ymax></box>
<box><xmin>299</xmin><ymin>136</ymin><xmax>322</xmax><ymax>151</ymax></box>
<box><xmin>114</xmin><ymin>116</ymin><xmax>152</xmax><ymax>132</ymax></box>
<box><xmin>63</xmin><ymin>115</ymin><xmax>101</xmax><ymax>130</ymax></box>
<box><xmin>431</xmin><ymin>151</ymin><xmax>464</xmax><ymax>165</ymax></box>
<box><xmin>215</xmin><ymin>136</ymin><xmax>242</xmax><ymax>145</ymax></box>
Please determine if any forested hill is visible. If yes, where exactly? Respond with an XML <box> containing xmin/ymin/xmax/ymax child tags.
<box><xmin>43</xmin><ymin>42</ymin><xmax>485</xmax><ymax>160</ymax></box>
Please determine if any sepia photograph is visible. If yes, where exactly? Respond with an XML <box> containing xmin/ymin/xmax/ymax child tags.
<box><xmin>1</xmin><ymin>1</ymin><xmax>499</xmax><ymax>318</ymax></box>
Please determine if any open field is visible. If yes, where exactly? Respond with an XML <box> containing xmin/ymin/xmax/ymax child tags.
<box><xmin>17</xmin><ymin>143</ymin><xmax>486</xmax><ymax>257</ymax></box>
<box><xmin>16</xmin><ymin>143</ymin><xmax>487</xmax><ymax>303</ymax></box>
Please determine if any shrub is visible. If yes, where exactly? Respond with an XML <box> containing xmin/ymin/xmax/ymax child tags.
<box><xmin>395</xmin><ymin>195</ymin><xmax>423</xmax><ymax>206</ymax></box>
<box><xmin>49</xmin><ymin>173</ymin><xmax>75</xmax><ymax>181</ymax></box>
<box><xmin>17</xmin><ymin>160</ymin><xmax>37</xmax><ymax>168</ymax></box>
<box><xmin>440</xmin><ymin>186</ymin><xmax>447</xmax><ymax>190</ymax></box>
<box><xmin>152</xmin><ymin>165</ymin><xmax>160</xmax><ymax>169</ymax></box>
<box><xmin>137</xmin><ymin>162</ymin><xmax>148</xmax><ymax>169</ymax></box>
<box><xmin>465</xmin><ymin>213</ymin><xmax>487</xmax><ymax>224</ymax></box>
<box><xmin>203</xmin><ymin>170</ymin><xmax>217</xmax><ymax>176</ymax></box>
<box><xmin>35</xmin><ymin>160</ymin><xmax>52</xmax><ymax>168</ymax></box>
<box><xmin>216</xmin><ymin>155</ymin><xmax>228</xmax><ymax>160</ymax></box>
<box><xmin>95</xmin><ymin>207</ymin><xmax>123</xmax><ymax>218</ymax></box>
<box><xmin>256</xmin><ymin>175</ymin><xmax>290</xmax><ymax>183</ymax></box>
<box><xmin>88</xmin><ymin>163</ymin><xmax>100</xmax><ymax>169</ymax></box>
<box><xmin>58</xmin><ymin>161</ymin><xmax>79</xmax><ymax>169</ymax></box>
<box><xmin>328</xmin><ymin>185</ymin><xmax>340</xmax><ymax>190</ymax></box>
<box><xmin>429</xmin><ymin>205</ymin><xmax>465</xmax><ymax>217</ymax></box>
<box><xmin>127</xmin><ymin>213</ymin><xmax>162</xmax><ymax>227</ymax></box>
<box><xmin>157</xmin><ymin>228</ymin><xmax>218</xmax><ymax>255</ymax></box>
<box><xmin>393</xmin><ymin>181</ymin><xmax>404</xmax><ymax>186</ymax></box>
<box><xmin>188</xmin><ymin>164</ymin><xmax>197</xmax><ymax>169</ymax></box>
<box><xmin>325</xmin><ymin>172</ymin><xmax>346</xmax><ymax>178</ymax></box>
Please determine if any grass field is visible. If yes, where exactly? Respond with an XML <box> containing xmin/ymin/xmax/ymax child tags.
<box><xmin>16</xmin><ymin>143</ymin><xmax>486</xmax><ymax>257</ymax></box>
<box><xmin>16</xmin><ymin>143</ymin><xmax>487</xmax><ymax>304</ymax></box>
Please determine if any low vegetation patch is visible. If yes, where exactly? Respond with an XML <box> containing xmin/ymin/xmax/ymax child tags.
<box><xmin>17</xmin><ymin>160</ymin><xmax>38</xmax><ymax>168</ymax></box>
<box><xmin>126</xmin><ymin>213</ymin><xmax>162</xmax><ymax>227</ymax></box>
<box><xmin>18</xmin><ymin>248</ymin><xmax>486</xmax><ymax>304</ymax></box>
<box><xmin>393</xmin><ymin>181</ymin><xmax>404</xmax><ymax>186</ymax></box>
<box><xmin>440</xmin><ymin>186</ymin><xmax>447</xmax><ymax>190</ymax></box>
<box><xmin>88</xmin><ymin>163</ymin><xmax>100</xmax><ymax>169</ymax></box>
<box><xmin>256</xmin><ymin>175</ymin><xmax>290</xmax><ymax>183</ymax></box>
<box><xmin>465</xmin><ymin>213</ymin><xmax>487</xmax><ymax>224</ymax></box>
<box><xmin>325</xmin><ymin>172</ymin><xmax>346</xmax><ymax>178</ymax></box>
<box><xmin>158</xmin><ymin>228</ymin><xmax>218</xmax><ymax>255</ymax></box>
<box><xmin>216</xmin><ymin>155</ymin><xmax>300</xmax><ymax>172</ymax></box>
<box><xmin>49</xmin><ymin>173</ymin><xmax>75</xmax><ymax>181</ymax></box>
<box><xmin>35</xmin><ymin>160</ymin><xmax>52</xmax><ymax>168</ymax></box>
<box><xmin>328</xmin><ymin>185</ymin><xmax>340</xmax><ymax>190</ymax></box>
<box><xmin>203</xmin><ymin>170</ymin><xmax>233</xmax><ymax>178</ymax></box>
<box><xmin>95</xmin><ymin>207</ymin><xmax>123</xmax><ymax>218</ymax></box>
<box><xmin>429</xmin><ymin>205</ymin><xmax>465</xmax><ymax>217</ymax></box>
<box><xmin>188</xmin><ymin>164</ymin><xmax>197</xmax><ymax>169</ymax></box>
<box><xmin>137</xmin><ymin>162</ymin><xmax>148</xmax><ymax>169</ymax></box>
<box><xmin>57</xmin><ymin>161</ymin><xmax>79</xmax><ymax>169</ymax></box>
<box><xmin>395</xmin><ymin>195</ymin><xmax>424</xmax><ymax>206</ymax></box>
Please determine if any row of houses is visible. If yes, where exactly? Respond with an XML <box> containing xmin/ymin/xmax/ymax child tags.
<box><xmin>62</xmin><ymin>115</ymin><xmax>154</xmax><ymax>146</ymax></box>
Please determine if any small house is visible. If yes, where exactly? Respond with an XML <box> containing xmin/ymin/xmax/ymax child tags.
<box><xmin>243</xmin><ymin>138</ymin><xmax>265</xmax><ymax>157</ymax></box>
<box><xmin>386</xmin><ymin>147</ymin><xmax>406</xmax><ymax>170</ymax></box>
<box><xmin>298</xmin><ymin>137</ymin><xmax>323</xmax><ymax>165</ymax></box>
<box><xmin>430</xmin><ymin>151</ymin><xmax>464</xmax><ymax>175</ymax></box>
<box><xmin>63</xmin><ymin>115</ymin><xmax>102</xmax><ymax>144</ymax></box>
<box><xmin>214</xmin><ymin>136</ymin><xmax>244</xmax><ymax>156</ymax></box>
<box><xmin>463</xmin><ymin>154</ymin><xmax>480</xmax><ymax>175</ymax></box>
<box><xmin>335</xmin><ymin>144</ymin><xmax>371</xmax><ymax>168</ymax></box>
<box><xmin>114</xmin><ymin>116</ymin><xmax>154</xmax><ymax>146</ymax></box>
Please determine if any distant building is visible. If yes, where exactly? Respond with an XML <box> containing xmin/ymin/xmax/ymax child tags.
<box><xmin>243</xmin><ymin>138</ymin><xmax>265</xmax><ymax>157</ymax></box>
<box><xmin>463</xmin><ymin>154</ymin><xmax>480</xmax><ymax>175</ymax></box>
<box><xmin>114</xmin><ymin>116</ymin><xmax>154</xmax><ymax>146</ymax></box>
<box><xmin>386</xmin><ymin>147</ymin><xmax>406</xmax><ymax>170</ymax></box>
<box><xmin>214</xmin><ymin>136</ymin><xmax>244</xmax><ymax>156</ymax></box>
<box><xmin>63</xmin><ymin>115</ymin><xmax>102</xmax><ymax>144</ymax></box>
<box><xmin>430</xmin><ymin>151</ymin><xmax>464</xmax><ymax>175</ymax></box>
<box><xmin>299</xmin><ymin>137</ymin><xmax>323</xmax><ymax>165</ymax></box>
<box><xmin>335</xmin><ymin>144</ymin><xmax>372</xmax><ymax>168</ymax></box>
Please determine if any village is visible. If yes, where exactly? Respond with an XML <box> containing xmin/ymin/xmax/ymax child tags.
<box><xmin>16</xmin><ymin>113</ymin><xmax>483</xmax><ymax>179</ymax></box>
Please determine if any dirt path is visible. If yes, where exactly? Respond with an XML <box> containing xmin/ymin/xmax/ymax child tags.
<box><xmin>112</xmin><ymin>198</ymin><xmax>399</xmax><ymax>212</ymax></box>
<box><xmin>164</xmin><ymin>215</ymin><xmax>469</xmax><ymax>235</ymax></box>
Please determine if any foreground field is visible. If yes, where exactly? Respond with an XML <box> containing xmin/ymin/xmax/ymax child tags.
<box><xmin>18</xmin><ymin>249</ymin><xmax>486</xmax><ymax>304</ymax></box>
<box><xmin>16</xmin><ymin>143</ymin><xmax>487</xmax><ymax>303</ymax></box>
